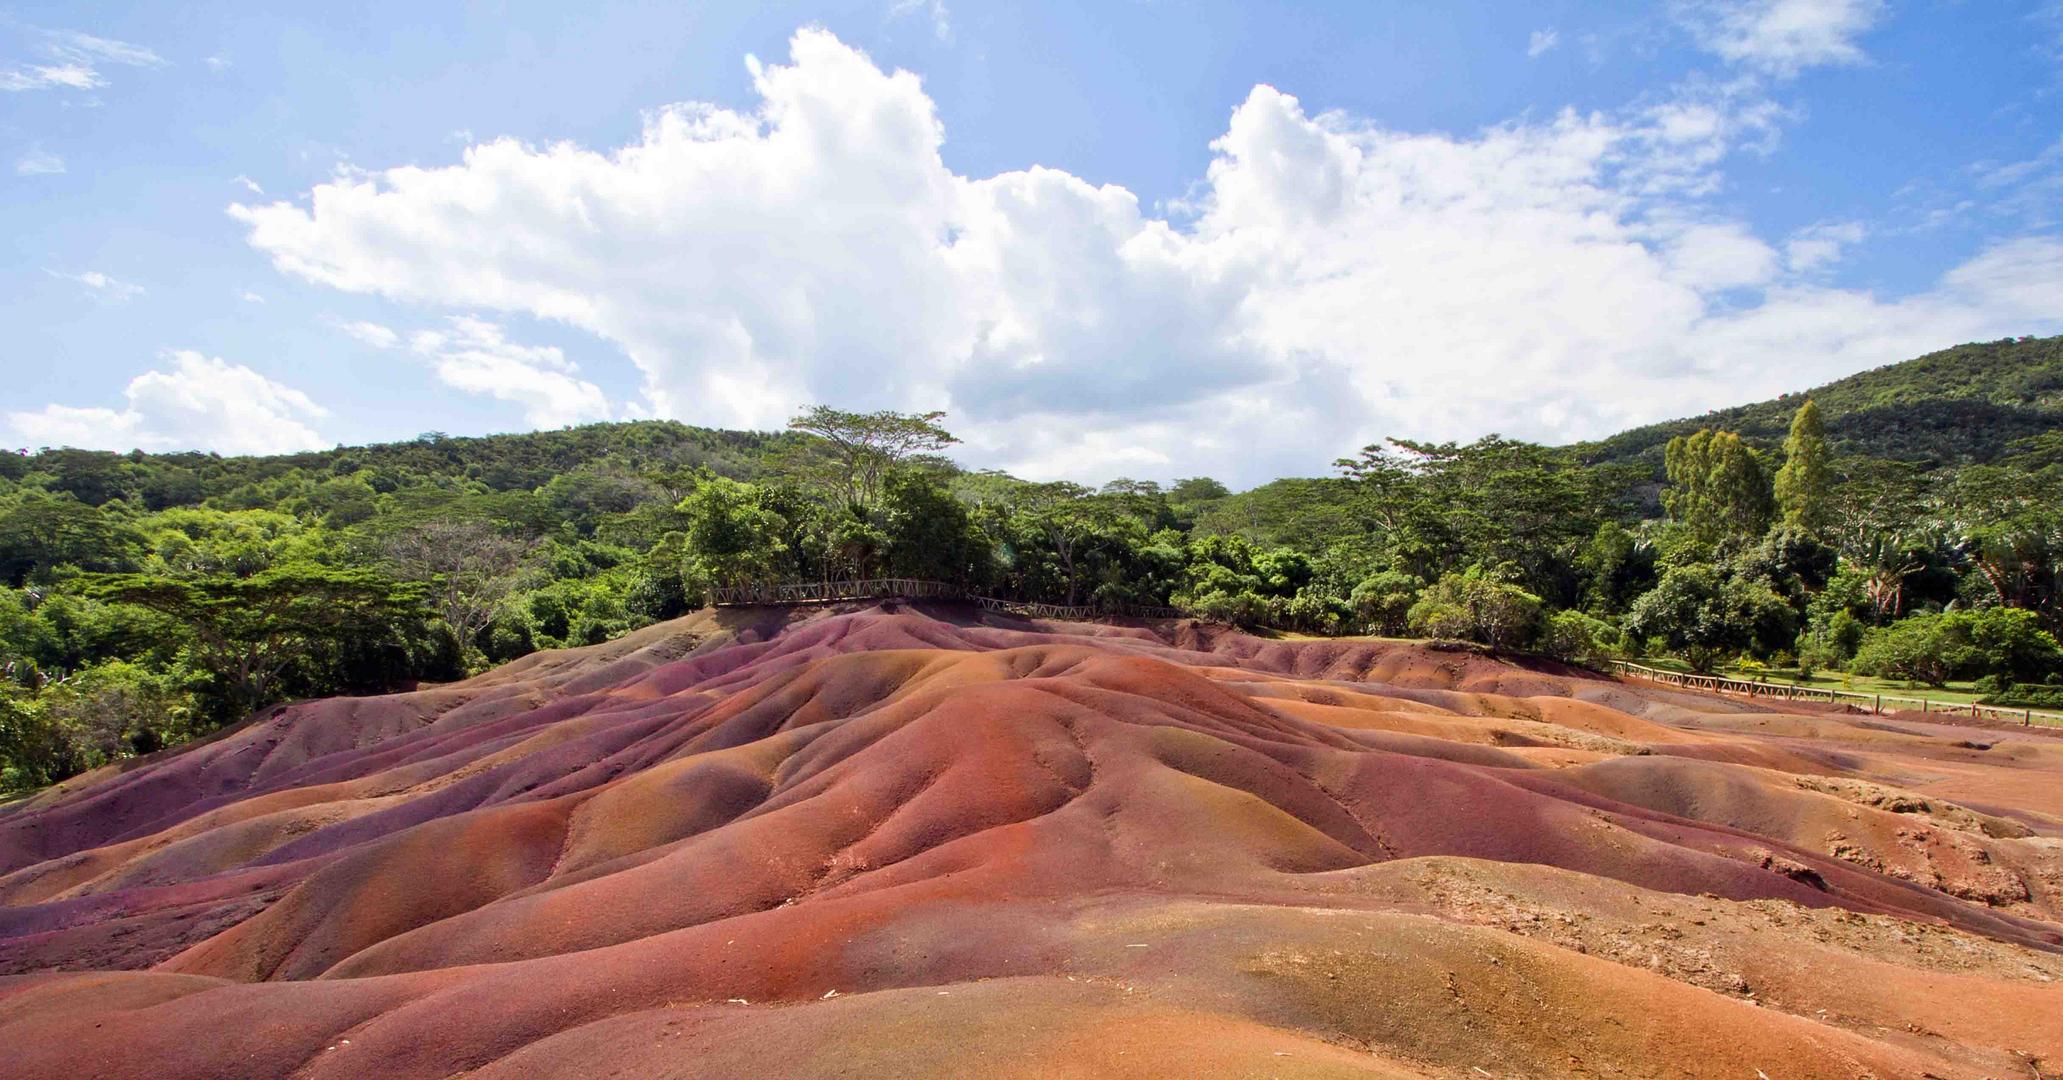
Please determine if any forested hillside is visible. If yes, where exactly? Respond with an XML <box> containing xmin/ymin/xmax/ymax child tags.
<box><xmin>1579</xmin><ymin>335</ymin><xmax>2063</xmax><ymax>473</ymax></box>
<box><xmin>5</xmin><ymin>337</ymin><xmax>2063</xmax><ymax>793</ymax></box>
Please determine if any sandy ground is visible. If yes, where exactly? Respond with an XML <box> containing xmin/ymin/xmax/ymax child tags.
<box><xmin>1</xmin><ymin>602</ymin><xmax>2059</xmax><ymax>1078</ymax></box>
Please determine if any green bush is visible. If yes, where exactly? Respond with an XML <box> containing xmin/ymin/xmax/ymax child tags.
<box><xmin>1977</xmin><ymin>683</ymin><xmax>2063</xmax><ymax>709</ymax></box>
<box><xmin>1349</xmin><ymin>571</ymin><xmax>1420</xmax><ymax>636</ymax></box>
<box><xmin>1851</xmin><ymin>608</ymin><xmax>2062</xmax><ymax>687</ymax></box>
<box><xmin>1406</xmin><ymin>569</ymin><xmax>1542</xmax><ymax>650</ymax></box>
<box><xmin>1538</xmin><ymin>609</ymin><xmax>1618</xmax><ymax>663</ymax></box>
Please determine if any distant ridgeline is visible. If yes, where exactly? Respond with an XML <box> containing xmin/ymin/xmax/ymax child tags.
<box><xmin>7</xmin><ymin>334</ymin><xmax>2060</xmax><ymax>519</ymax></box>
<box><xmin>0</xmin><ymin>422</ymin><xmax>809</xmax><ymax>513</ymax></box>
<box><xmin>1576</xmin><ymin>335</ymin><xmax>2063</xmax><ymax>476</ymax></box>
<box><xmin>1191</xmin><ymin>335</ymin><xmax>2063</xmax><ymax>545</ymax></box>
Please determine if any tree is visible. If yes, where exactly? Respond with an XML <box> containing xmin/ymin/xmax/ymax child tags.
<box><xmin>1624</xmin><ymin>564</ymin><xmax>1795</xmax><ymax>672</ymax></box>
<box><xmin>1014</xmin><ymin>482</ymin><xmax>1113</xmax><ymax>606</ymax></box>
<box><xmin>1405</xmin><ymin>569</ymin><xmax>1543</xmax><ymax>650</ymax></box>
<box><xmin>0</xmin><ymin>491</ymin><xmax>142</xmax><ymax>585</ymax></box>
<box><xmin>1167</xmin><ymin>477</ymin><xmax>1230</xmax><ymax>504</ymax></box>
<box><xmin>1664</xmin><ymin>430</ymin><xmax>1774</xmax><ymax>553</ymax></box>
<box><xmin>679</xmin><ymin>477</ymin><xmax>790</xmax><ymax>591</ymax></box>
<box><xmin>787</xmin><ymin>407</ymin><xmax>958</xmax><ymax>510</ymax></box>
<box><xmin>1773</xmin><ymin>400</ymin><xmax>1832</xmax><ymax>535</ymax></box>
<box><xmin>86</xmin><ymin>566</ymin><xmax>419</xmax><ymax>713</ymax></box>
<box><xmin>1851</xmin><ymin>608</ymin><xmax>2060</xmax><ymax>687</ymax></box>
<box><xmin>1575</xmin><ymin>521</ymin><xmax>1654</xmax><ymax>615</ymax></box>
<box><xmin>382</xmin><ymin>519</ymin><xmax>540</xmax><ymax>664</ymax></box>
<box><xmin>1349</xmin><ymin>571</ymin><xmax>1421</xmax><ymax>636</ymax></box>
<box><xmin>879</xmin><ymin>470</ymin><xmax>987</xmax><ymax>584</ymax></box>
<box><xmin>1337</xmin><ymin>436</ymin><xmax>1626</xmax><ymax>604</ymax></box>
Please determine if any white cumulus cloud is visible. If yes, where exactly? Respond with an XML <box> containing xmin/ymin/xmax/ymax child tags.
<box><xmin>230</xmin><ymin>28</ymin><xmax>2063</xmax><ymax>484</ymax></box>
<box><xmin>7</xmin><ymin>352</ymin><xmax>328</xmax><ymax>454</ymax></box>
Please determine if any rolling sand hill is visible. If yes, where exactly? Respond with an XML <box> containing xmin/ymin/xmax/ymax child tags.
<box><xmin>3</xmin><ymin>603</ymin><xmax>2061</xmax><ymax>1078</ymax></box>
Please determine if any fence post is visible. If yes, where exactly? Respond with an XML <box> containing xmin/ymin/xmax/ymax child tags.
<box><xmin>1874</xmin><ymin>694</ymin><xmax>1880</xmax><ymax>714</ymax></box>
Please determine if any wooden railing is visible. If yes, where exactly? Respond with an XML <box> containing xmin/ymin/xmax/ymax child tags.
<box><xmin>708</xmin><ymin>577</ymin><xmax>1182</xmax><ymax>622</ymax></box>
<box><xmin>1605</xmin><ymin>659</ymin><xmax>2063</xmax><ymax>728</ymax></box>
<box><xmin>707</xmin><ymin>578</ymin><xmax>960</xmax><ymax>606</ymax></box>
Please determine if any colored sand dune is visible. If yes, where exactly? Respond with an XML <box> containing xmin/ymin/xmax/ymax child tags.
<box><xmin>3</xmin><ymin>603</ymin><xmax>2061</xmax><ymax>1078</ymax></box>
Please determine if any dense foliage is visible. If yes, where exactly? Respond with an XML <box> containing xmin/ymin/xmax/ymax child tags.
<box><xmin>7</xmin><ymin>335</ymin><xmax>2063</xmax><ymax>792</ymax></box>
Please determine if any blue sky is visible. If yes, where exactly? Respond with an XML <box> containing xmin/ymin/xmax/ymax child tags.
<box><xmin>4</xmin><ymin>1</ymin><xmax>2060</xmax><ymax>485</ymax></box>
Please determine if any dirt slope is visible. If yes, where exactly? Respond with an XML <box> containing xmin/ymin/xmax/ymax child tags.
<box><xmin>2</xmin><ymin>602</ymin><xmax>2060</xmax><ymax>1079</ymax></box>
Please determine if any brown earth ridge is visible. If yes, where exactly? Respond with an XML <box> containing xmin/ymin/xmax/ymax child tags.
<box><xmin>2</xmin><ymin>602</ymin><xmax>2061</xmax><ymax>1079</ymax></box>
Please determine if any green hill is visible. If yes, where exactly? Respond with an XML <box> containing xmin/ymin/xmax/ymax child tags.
<box><xmin>1576</xmin><ymin>335</ymin><xmax>2063</xmax><ymax>474</ymax></box>
<box><xmin>5</xmin><ymin>421</ymin><xmax>806</xmax><ymax>511</ymax></box>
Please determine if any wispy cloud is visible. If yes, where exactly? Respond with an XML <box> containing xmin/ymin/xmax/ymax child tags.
<box><xmin>14</xmin><ymin>148</ymin><xmax>65</xmax><ymax>175</ymax></box>
<box><xmin>325</xmin><ymin>315</ymin><xmax>609</xmax><ymax>426</ymax></box>
<box><xmin>330</xmin><ymin>317</ymin><xmax>402</xmax><ymax>349</ymax></box>
<box><xmin>47</xmin><ymin>268</ymin><xmax>144</xmax><ymax>302</ymax></box>
<box><xmin>232</xmin><ymin>173</ymin><xmax>264</xmax><ymax>195</ymax></box>
<box><xmin>3</xmin><ymin>28</ymin><xmax>165</xmax><ymax>93</ymax></box>
<box><xmin>1528</xmin><ymin>29</ymin><xmax>1560</xmax><ymax>58</ymax></box>
<box><xmin>1674</xmin><ymin>0</ymin><xmax>1885</xmax><ymax>78</ymax></box>
<box><xmin>1784</xmin><ymin>220</ymin><xmax>1866</xmax><ymax>272</ymax></box>
<box><xmin>889</xmin><ymin>0</ymin><xmax>952</xmax><ymax>42</ymax></box>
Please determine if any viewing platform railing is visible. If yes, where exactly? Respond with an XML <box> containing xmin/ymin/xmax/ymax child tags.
<box><xmin>1604</xmin><ymin>659</ymin><xmax>2063</xmax><ymax>728</ymax></box>
<box><xmin>707</xmin><ymin>577</ymin><xmax>1182</xmax><ymax>622</ymax></box>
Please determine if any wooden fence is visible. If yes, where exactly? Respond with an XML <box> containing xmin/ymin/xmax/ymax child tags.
<box><xmin>708</xmin><ymin>577</ymin><xmax>1182</xmax><ymax>623</ymax></box>
<box><xmin>706</xmin><ymin>578</ymin><xmax>961</xmax><ymax>606</ymax></box>
<box><xmin>1604</xmin><ymin>659</ymin><xmax>2063</xmax><ymax>728</ymax></box>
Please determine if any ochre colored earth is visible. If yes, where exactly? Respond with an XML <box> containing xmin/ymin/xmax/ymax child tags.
<box><xmin>3</xmin><ymin>603</ymin><xmax>2062</xmax><ymax>1078</ymax></box>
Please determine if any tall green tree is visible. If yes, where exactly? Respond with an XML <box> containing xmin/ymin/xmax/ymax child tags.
<box><xmin>1773</xmin><ymin>400</ymin><xmax>1833</xmax><ymax>535</ymax></box>
<box><xmin>786</xmin><ymin>407</ymin><xmax>958</xmax><ymax>510</ymax></box>
<box><xmin>1663</xmin><ymin>429</ymin><xmax>1774</xmax><ymax>553</ymax></box>
<box><xmin>1013</xmin><ymin>482</ymin><xmax>1113</xmax><ymax>607</ymax></box>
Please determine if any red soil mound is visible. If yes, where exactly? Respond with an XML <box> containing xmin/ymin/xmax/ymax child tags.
<box><xmin>3</xmin><ymin>602</ymin><xmax>2061</xmax><ymax>1078</ymax></box>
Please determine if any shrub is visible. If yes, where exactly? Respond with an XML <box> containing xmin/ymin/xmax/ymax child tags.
<box><xmin>1349</xmin><ymin>571</ymin><xmax>1421</xmax><ymax>636</ymax></box>
<box><xmin>1538</xmin><ymin>609</ymin><xmax>1617</xmax><ymax>663</ymax></box>
<box><xmin>1283</xmin><ymin>589</ymin><xmax>1347</xmax><ymax>635</ymax></box>
<box><xmin>1186</xmin><ymin>589</ymin><xmax>1271</xmax><ymax>627</ymax></box>
<box><xmin>1963</xmin><ymin>607</ymin><xmax>2063</xmax><ymax>684</ymax></box>
<box><xmin>1850</xmin><ymin>614</ymin><xmax>1974</xmax><ymax>687</ymax></box>
<box><xmin>1851</xmin><ymin>609</ymin><xmax>2062</xmax><ymax>688</ymax></box>
<box><xmin>1977</xmin><ymin>682</ymin><xmax>2063</xmax><ymax>709</ymax></box>
<box><xmin>1406</xmin><ymin>569</ymin><xmax>1542</xmax><ymax>650</ymax></box>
